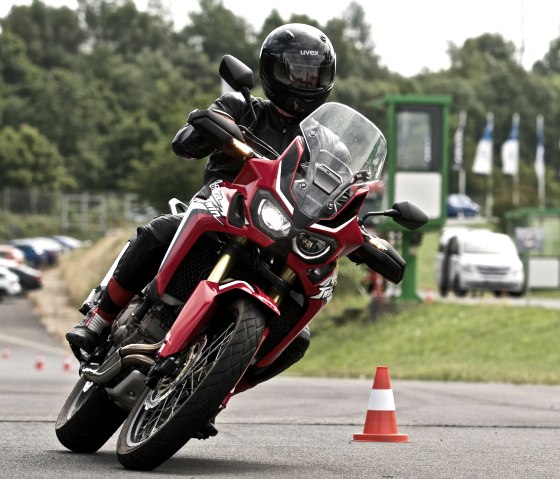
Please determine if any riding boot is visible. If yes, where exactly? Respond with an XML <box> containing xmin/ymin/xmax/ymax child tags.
<box><xmin>66</xmin><ymin>308</ymin><xmax>111</xmax><ymax>360</ymax></box>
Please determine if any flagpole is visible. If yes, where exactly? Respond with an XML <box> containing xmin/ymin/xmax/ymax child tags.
<box><xmin>454</xmin><ymin>110</ymin><xmax>467</xmax><ymax>195</ymax></box>
<box><xmin>487</xmin><ymin>170</ymin><xmax>494</xmax><ymax>218</ymax></box>
<box><xmin>512</xmin><ymin>113</ymin><xmax>520</xmax><ymax>206</ymax></box>
<box><xmin>485</xmin><ymin>113</ymin><xmax>494</xmax><ymax>218</ymax></box>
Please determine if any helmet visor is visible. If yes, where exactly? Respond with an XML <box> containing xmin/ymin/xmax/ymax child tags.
<box><xmin>272</xmin><ymin>53</ymin><xmax>334</xmax><ymax>91</ymax></box>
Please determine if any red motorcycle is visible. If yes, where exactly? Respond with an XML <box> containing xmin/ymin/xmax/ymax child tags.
<box><xmin>55</xmin><ymin>55</ymin><xmax>427</xmax><ymax>470</ymax></box>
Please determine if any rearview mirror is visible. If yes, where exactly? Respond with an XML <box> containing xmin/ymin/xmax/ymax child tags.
<box><xmin>391</xmin><ymin>201</ymin><xmax>428</xmax><ymax>230</ymax></box>
<box><xmin>219</xmin><ymin>55</ymin><xmax>254</xmax><ymax>91</ymax></box>
<box><xmin>359</xmin><ymin>200</ymin><xmax>428</xmax><ymax>230</ymax></box>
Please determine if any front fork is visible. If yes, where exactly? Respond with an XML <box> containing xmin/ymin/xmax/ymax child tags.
<box><xmin>208</xmin><ymin>236</ymin><xmax>296</xmax><ymax>307</ymax></box>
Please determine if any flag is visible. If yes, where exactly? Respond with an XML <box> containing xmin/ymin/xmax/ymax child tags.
<box><xmin>452</xmin><ymin>111</ymin><xmax>467</xmax><ymax>171</ymax></box>
<box><xmin>472</xmin><ymin>113</ymin><xmax>494</xmax><ymax>175</ymax></box>
<box><xmin>501</xmin><ymin>113</ymin><xmax>520</xmax><ymax>175</ymax></box>
<box><xmin>535</xmin><ymin>114</ymin><xmax>545</xmax><ymax>180</ymax></box>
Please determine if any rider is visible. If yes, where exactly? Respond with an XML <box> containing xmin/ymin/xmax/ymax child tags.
<box><xmin>66</xmin><ymin>23</ymin><xmax>337</xmax><ymax>387</ymax></box>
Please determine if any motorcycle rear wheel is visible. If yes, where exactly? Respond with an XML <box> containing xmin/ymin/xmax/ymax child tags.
<box><xmin>116</xmin><ymin>297</ymin><xmax>266</xmax><ymax>471</ymax></box>
<box><xmin>55</xmin><ymin>376</ymin><xmax>128</xmax><ymax>453</ymax></box>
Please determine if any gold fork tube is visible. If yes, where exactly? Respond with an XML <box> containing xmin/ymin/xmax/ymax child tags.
<box><xmin>207</xmin><ymin>236</ymin><xmax>247</xmax><ymax>283</ymax></box>
<box><xmin>270</xmin><ymin>266</ymin><xmax>297</xmax><ymax>305</ymax></box>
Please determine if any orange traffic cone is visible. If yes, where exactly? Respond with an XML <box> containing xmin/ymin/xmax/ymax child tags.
<box><xmin>62</xmin><ymin>355</ymin><xmax>72</xmax><ymax>373</ymax></box>
<box><xmin>35</xmin><ymin>354</ymin><xmax>45</xmax><ymax>371</ymax></box>
<box><xmin>353</xmin><ymin>366</ymin><xmax>408</xmax><ymax>442</ymax></box>
<box><xmin>425</xmin><ymin>288</ymin><xmax>434</xmax><ymax>304</ymax></box>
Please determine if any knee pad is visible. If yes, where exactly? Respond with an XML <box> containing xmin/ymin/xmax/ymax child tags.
<box><xmin>113</xmin><ymin>214</ymin><xmax>182</xmax><ymax>292</ymax></box>
<box><xmin>139</xmin><ymin>214</ymin><xmax>182</xmax><ymax>245</ymax></box>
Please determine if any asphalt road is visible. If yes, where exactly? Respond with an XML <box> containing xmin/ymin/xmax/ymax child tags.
<box><xmin>1</xmin><ymin>296</ymin><xmax>560</xmax><ymax>478</ymax></box>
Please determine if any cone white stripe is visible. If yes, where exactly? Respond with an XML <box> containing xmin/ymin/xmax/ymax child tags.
<box><xmin>367</xmin><ymin>389</ymin><xmax>395</xmax><ymax>411</ymax></box>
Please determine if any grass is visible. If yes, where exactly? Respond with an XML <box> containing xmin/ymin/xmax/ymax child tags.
<box><xmin>290</xmin><ymin>300</ymin><xmax>560</xmax><ymax>384</ymax></box>
<box><xmin>417</xmin><ymin>230</ymin><xmax>439</xmax><ymax>290</ymax></box>
<box><xmin>60</xmin><ymin>229</ymin><xmax>131</xmax><ymax>307</ymax></box>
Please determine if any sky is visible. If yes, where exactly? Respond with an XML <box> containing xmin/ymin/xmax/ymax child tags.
<box><xmin>1</xmin><ymin>0</ymin><xmax>560</xmax><ymax>77</ymax></box>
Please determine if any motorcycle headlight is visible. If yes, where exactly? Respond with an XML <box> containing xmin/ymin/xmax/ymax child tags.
<box><xmin>293</xmin><ymin>233</ymin><xmax>330</xmax><ymax>259</ymax></box>
<box><xmin>258</xmin><ymin>199</ymin><xmax>291</xmax><ymax>237</ymax></box>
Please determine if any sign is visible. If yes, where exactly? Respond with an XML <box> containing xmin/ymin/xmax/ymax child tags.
<box><xmin>515</xmin><ymin>227</ymin><xmax>544</xmax><ymax>252</ymax></box>
<box><xmin>383</xmin><ymin>95</ymin><xmax>451</xmax><ymax>231</ymax></box>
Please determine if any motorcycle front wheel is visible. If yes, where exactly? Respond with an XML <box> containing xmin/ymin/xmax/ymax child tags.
<box><xmin>55</xmin><ymin>375</ymin><xmax>128</xmax><ymax>453</ymax></box>
<box><xmin>116</xmin><ymin>297</ymin><xmax>266</xmax><ymax>471</ymax></box>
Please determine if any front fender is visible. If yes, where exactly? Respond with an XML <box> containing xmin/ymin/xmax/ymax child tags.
<box><xmin>158</xmin><ymin>280</ymin><xmax>279</xmax><ymax>358</ymax></box>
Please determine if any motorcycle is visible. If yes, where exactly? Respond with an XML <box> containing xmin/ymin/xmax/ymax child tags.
<box><xmin>55</xmin><ymin>55</ymin><xmax>428</xmax><ymax>470</ymax></box>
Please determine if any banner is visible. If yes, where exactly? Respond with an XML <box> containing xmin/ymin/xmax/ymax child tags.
<box><xmin>452</xmin><ymin>111</ymin><xmax>467</xmax><ymax>171</ymax></box>
<box><xmin>535</xmin><ymin>114</ymin><xmax>545</xmax><ymax>180</ymax></box>
<box><xmin>535</xmin><ymin>114</ymin><xmax>545</xmax><ymax>207</ymax></box>
<box><xmin>472</xmin><ymin>113</ymin><xmax>494</xmax><ymax>175</ymax></box>
<box><xmin>501</xmin><ymin>113</ymin><xmax>520</xmax><ymax>175</ymax></box>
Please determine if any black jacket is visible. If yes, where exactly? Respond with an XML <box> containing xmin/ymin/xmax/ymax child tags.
<box><xmin>172</xmin><ymin>92</ymin><xmax>302</xmax><ymax>184</ymax></box>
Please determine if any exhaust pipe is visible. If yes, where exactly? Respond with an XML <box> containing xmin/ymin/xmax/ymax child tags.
<box><xmin>82</xmin><ymin>339</ymin><xmax>163</xmax><ymax>384</ymax></box>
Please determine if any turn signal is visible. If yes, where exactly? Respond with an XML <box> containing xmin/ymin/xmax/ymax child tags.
<box><xmin>232</xmin><ymin>138</ymin><xmax>254</xmax><ymax>158</ymax></box>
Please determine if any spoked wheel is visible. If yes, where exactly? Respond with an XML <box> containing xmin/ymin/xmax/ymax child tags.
<box><xmin>116</xmin><ymin>298</ymin><xmax>266</xmax><ymax>471</ymax></box>
<box><xmin>55</xmin><ymin>375</ymin><xmax>128</xmax><ymax>453</ymax></box>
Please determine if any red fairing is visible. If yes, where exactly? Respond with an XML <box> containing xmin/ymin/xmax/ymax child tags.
<box><xmin>158</xmin><ymin>280</ymin><xmax>279</xmax><ymax>358</ymax></box>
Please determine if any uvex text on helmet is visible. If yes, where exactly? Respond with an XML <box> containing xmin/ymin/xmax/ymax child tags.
<box><xmin>260</xmin><ymin>23</ymin><xmax>336</xmax><ymax>118</ymax></box>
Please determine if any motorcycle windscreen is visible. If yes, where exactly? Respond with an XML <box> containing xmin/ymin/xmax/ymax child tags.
<box><xmin>293</xmin><ymin>102</ymin><xmax>387</xmax><ymax>220</ymax></box>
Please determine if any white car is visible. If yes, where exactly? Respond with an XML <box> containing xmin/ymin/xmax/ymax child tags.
<box><xmin>436</xmin><ymin>229</ymin><xmax>525</xmax><ymax>297</ymax></box>
<box><xmin>0</xmin><ymin>266</ymin><xmax>22</xmax><ymax>299</ymax></box>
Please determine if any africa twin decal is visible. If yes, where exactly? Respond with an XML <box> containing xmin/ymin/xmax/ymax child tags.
<box><xmin>204</xmin><ymin>180</ymin><xmax>230</xmax><ymax>225</ymax></box>
<box><xmin>276</xmin><ymin>141</ymin><xmax>302</xmax><ymax>213</ymax></box>
<box><xmin>310</xmin><ymin>271</ymin><xmax>338</xmax><ymax>302</ymax></box>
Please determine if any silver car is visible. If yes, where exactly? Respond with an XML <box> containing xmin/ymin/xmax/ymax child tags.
<box><xmin>436</xmin><ymin>229</ymin><xmax>525</xmax><ymax>297</ymax></box>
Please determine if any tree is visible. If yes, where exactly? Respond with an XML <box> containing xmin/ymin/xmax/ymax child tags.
<box><xmin>121</xmin><ymin>138</ymin><xmax>204</xmax><ymax>211</ymax></box>
<box><xmin>101</xmin><ymin>114</ymin><xmax>162</xmax><ymax>189</ymax></box>
<box><xmin>533</xmin><ymin>37</ymin><xmax>560</xmax><ymax>74</ymax></box>
<box><xmin>77</xmin><ymin>0</ymin><xmax>172</xmax><ymax>60</ymax></box>
<box><xmin>0</xmin><ymin>0</ymin><xmax>86</xmax><ymax>69</ymax></box>
<box><xmin>180</xmin><ymin>0</ymin><xmax>256</xmax><ymax>65</ymax></box>
<box><xmin>0</xmin><ymin>125</ymin><xmax>75</xmax><ymax>190</ymax></box>
<box><xmin>447</xmin><ymin>33</ymin><xmax>518</xmax><ymax>75</ymax></box>
<box><xmin>0</xmin><ymin>30</ymin><xmax>41</xmax><ymax>84</ymax></box>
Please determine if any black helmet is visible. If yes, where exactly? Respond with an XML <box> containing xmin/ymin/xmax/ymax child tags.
<box><xmin>260</xmin><ymin>23</ymin><xmax>336</xmax><ymax>118</ymax></box>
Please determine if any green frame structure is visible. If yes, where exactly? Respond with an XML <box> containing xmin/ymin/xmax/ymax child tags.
<box><xmin>381</xmin><ymin>94</ymin><xmax>452</xmax><ymax>301</ymax></box>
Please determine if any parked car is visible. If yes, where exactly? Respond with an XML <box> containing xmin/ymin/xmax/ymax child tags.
<box><xmin>436</xmin><ymin>229</ymin><xmax>525</xmax><ymax>297</ymax></box>
<box><xmin>447</xmin><ymin>194</ymin><xmax>481</xmax><ymax>218</ymax></box>
<box><xmin>0</xmin><ymin>244</ymin><xmax>26</xmax><ymax>265</ymax></box>
<box><xmin>8</xmin><ymin>237</ymin><xmax>62</xmax><ymax>266</ymax></box>
<box><xmin>0</xmin><ymin>258</ymin><xmax>42</xmax><ymax>292</ymax></box>
<box><xmin>0</xmin><ymin>266</ymin><xmax>22</xmax><ymax>300</ymax></box>
<box><xmin>33</xmin><ymin>237</ymin><xmax>65</xmax><ymax>264</ymax></box>
<box><xmin>8</xmin><ymin>239</ymin><xmax>49</xmax><ymax>267</ymax></box>
<box><xmin>48</xmin><ymin>235</ymin><xmax>84</xmax><ymax>251</ymax></box>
